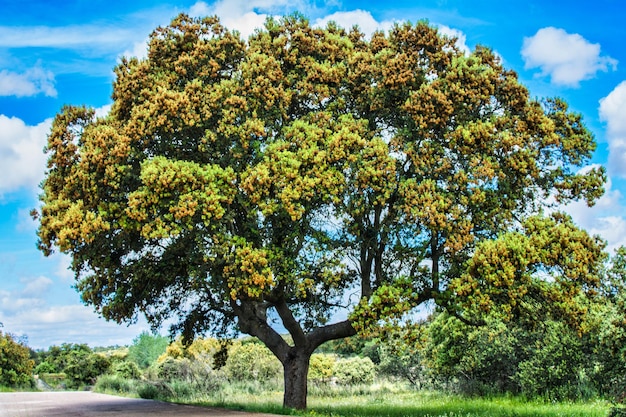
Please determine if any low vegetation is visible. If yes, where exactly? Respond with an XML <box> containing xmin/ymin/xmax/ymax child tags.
<box><xmin>83</xmin><ymin>326</ymin><xmax>621</xmax><ymax>417</ymax></box>
<box><xmin>4</xmin><ymin>304</ymin><xmax>626</xmax><ymax>416</ymax></box>
<box><xmin>0</xmin><ymin>328</ymin><xmax>35</xmax><ymax>389</ymax></box>
<box><xmin>4</xmin><ymin>287</ymin><xmax>626</xmax><ymax>417</ymax></box>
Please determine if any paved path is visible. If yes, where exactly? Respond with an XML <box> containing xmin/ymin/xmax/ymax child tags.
<box><xmin>0</xmin><ymin>391</ymin><xmax>282</xmax><ymax>417</ymax></box>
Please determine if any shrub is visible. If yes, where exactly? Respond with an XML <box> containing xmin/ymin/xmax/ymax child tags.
<box><xmin>34</xmin><ymin>361</ymin><xmax>56</xmax><ymax>374</ymax></box>
<box><xmin>377</xmin><ymin>328</ymin><xmax>427</xmax><ymax>388</ymax></box>
<box><xmin>223</xmin><ymin>342</ymin><xmax>281</xmax><ymax>382</ymax></box>
<box><xmin>112</xmin><ymin>361</ymin><xmax>141</xmax><ymax>379</ymax></box>
<box><xmin>157</xmin><ymin>357</ymin><xmax>194</xmax><ymax>381</ymax></box>
<box><xmin>309</xmin><ymin>353</ymin><xmax>335</xmax><ymax>383</ymax></box>
<box><xmin>0</xmin><ymin>331</ymin><xmax>35</xmax><ymax>387</ymax></box>
<box><xmin>64</xmin><ymin>351</ymin><xmax>111</xmax><ymax>388</ymax></box>
<box><xmin>137</xmin><ymin>381</ymin><xmax>174</xmax><ymax>400</ymax></box>
<box><xmin>513</xmin><ymin>321</ymin><xmax>588</xmax><ymax>400</ymax></box>
<box><xmin>95</xmin><ymin>374</ymin><xmax>136</xmax><ymax>394</ymax></box>
<box><xmin>334</xmin><ymin>356</ymin><xmax>375</xmax><ymax>385</ymax></box>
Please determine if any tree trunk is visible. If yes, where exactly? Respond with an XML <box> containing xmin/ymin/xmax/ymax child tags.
<box><xmin>282</xmin><ymin>348</ymin><xmax>311</xmax><ymax>409</ymax></box>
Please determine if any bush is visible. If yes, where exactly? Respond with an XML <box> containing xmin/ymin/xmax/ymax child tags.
<box><xmin>137</xmin><ymin>381</ymin><xmax>174</xmax><ymax>400</ymax></box>
<box><xmin>377</xmin><ymin>328</ymin><xmax>427</xmax><ymax>388</ymax></box>
<box><xmin>309</xmin><ymin>353</ymin><xmax>335</xmax><ymax>383</ymax></box>
<box><xmin>34</xmin><ymin>361</ymin><xmax>56</xmax><ymax>374</ymax></box>
<box><xmin>95</xmin><ymin>374</ymin><xmax>137</xmax><ymax>394</ymax></box>
<box><xmin>223</xmin><ymin>342</ymin><xmax>281</xmax><ymax>382</ymax></box>
<box><xmin>334</xmin><ymin>356</ymin><xmax>375</xmax><ymax>385</ymax></box>
<box><xmin>112</xmin><ymin>361</ymin><xmax>141</xmax><ymax>379</ymax></box>
<box><xmin>157</xmin><ymin>357</ymin><xmax>194</xmax><ymax>381</ymax></box>
<box><xmin>0</xmin><ymin>331</ymin><xmax>35</xmax><ymax>387</ymax></box>
<box><xmin>64</xmin><ymin>351</ymin><xmax>111</xmax><ymax>388</ymax></box>
<box><xmin>513</xmin><ymin>321</ymin><xmax>589</xmax><ymax>400</ymax></box>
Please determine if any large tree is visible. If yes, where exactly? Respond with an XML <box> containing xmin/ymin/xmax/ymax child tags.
<box><xmin>35</xmin><ymin>14</ymin><xmax>606</xmax><ymax>408</ymax></box>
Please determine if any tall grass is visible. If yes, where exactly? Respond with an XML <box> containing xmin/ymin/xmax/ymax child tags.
<box><xmin>301</xmin><ymin>391</ymin><xmax>610</xmax><ymax>417</ymax></box>
<box><xmin>198</xmin><ymin>389</ymin><xmax>611</xmax><ymax>417</ymax></box>
<box><xmin>94</xmin><ymin>375</ymin><xmax>612</xmax><ymax>417</ymax></box>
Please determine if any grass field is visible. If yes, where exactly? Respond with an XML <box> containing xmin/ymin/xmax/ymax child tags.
<box><xmin>190</xmin><ymin>387</ymin><xmax>613</xmax><ymax>417</ymax></box>
<box><xmin>94</xmin><ymin>376</ymin><xmax>616</xmax><ymax>417</ymax></box>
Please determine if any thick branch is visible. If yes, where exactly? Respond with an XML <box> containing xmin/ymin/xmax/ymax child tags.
<box><xmin>308</xmin><ymin>319</ymin><xmax>356</xmax><ymax>352</ymax></box>
<box><xmin>233</xmin><ymin>299</ymin><xmax>290</xmax><ymax>361</ymax></box>
<box><xmin>274</xmin><ymin>298</ymin><xmax>307</xmax><ymax>347</ymax></box>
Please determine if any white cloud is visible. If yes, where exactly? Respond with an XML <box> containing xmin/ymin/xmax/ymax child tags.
<box><xmin>189</xmin><ymin>0</ymin><xmax>308</xmax><ymax>39</ymax></box>
<box><xmin>0</xmin><ymin>20</ymin><xmax>160</xmax><ymax>76</ymax></box>
<box><xmin>521</xmin><ymin>27</ymin><xmax>617</xmax><ymax>87</ymax></box>
<box><xmin>0</xmin><ymin>267</ymin><xmax>151</xmax><ymax>348</ymax></box>
<box><xmin>16</xmin><ymin>207</ymin><xmax>38</xmax><ymax>232</ymax></box>
<box><xmin>600</xmin><ymin>81</ymin><xmax>626</xmax><ymax>136</ymax></box>
<box><xmin>94</xmin><ymin>103</ymin><xmax>112</xmax><ymax>119</ymax></box>
<box><xmin>313</xmin><ymin>9</ymin><xmax>395</xmax><ymax>36</ymax></box>
<box><xmin>21</xmin><ymin>276</ymin><xmax>54</xmax><ymax>297</ymax></box>
<box><xmin>121</xmin><ymin>39</ymin><xmax>150</xmax><ymax>60</ymax></box>
<box><xmin>0</xmin><ymin>115</ymin><xmax>51</xmax><ymax>197</ymax></box>
<box><xmin>0</xmin><ymin>304</ymin><xmax>152</xmax><ymax>349</ymax></box>
<box><xmin>53</xmin><ymin>253</ymin><xmax>75</xmax><ymax>283</ymax></box>
<box><xmin>436</xmin><ymin>24</ymin><xmax>470</xmax><ymax>55</ymax></box>
<box><xmin>599</xmin><ymin>81</ymin><xmax>626</xmax><ymax>178</ymax></box>
<box><xmin>0</xmin><ymin>25</ymin><xmax>136</xmax><ymax>51</ymax></box>
<box><xmin>0</xmin><ymin>296</ymin><xmax>47</xmax><ymax>315</ymax></box>
<box><xmin>0</xmin><ymin>64</ymin><xmax>56</xmax><ymax>97</ymax></box>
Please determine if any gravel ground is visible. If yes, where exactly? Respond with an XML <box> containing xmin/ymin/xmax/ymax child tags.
<box><xmin>0</xmin><ymin>391</ymin><xmax>284</xmax><ymax>417</ymax></box>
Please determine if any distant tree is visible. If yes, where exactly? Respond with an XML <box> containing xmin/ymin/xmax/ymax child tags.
<box><xmin>63</xmin><ymin>350</ymin><xmax>111</xmax><ymax>388</ymax></box>
<box><xmin>35</xmin><ymin>14</ymin><xmax>605</xmax><ymax>408</ymax></box>
<box><xmin>0</xmin><ymin>330</ymin><xmax>35</xmax><ymax>387</ymax></box>
<box><xmin>127</xmin><ymin>332</ymin><xmax>170</xmax><ymax>369</ymax></box>
<box><xmin>35</xmin><ymin>343</ymin><xmax>111</xmax><ymax>388</ymax></box>
<box><xmin>38</xmin><ymin>343</ymin><xmax>91</xmax><ymax>373</ymax></box>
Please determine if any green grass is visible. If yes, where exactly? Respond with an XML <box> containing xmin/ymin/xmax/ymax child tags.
<box><xmin>93</xmin><ymin>376</ymin><xmax>614</xmax><ymax>417</ymax></box>
<box><xmin>189</xmin><ymin>389</ymin><xmax>613</xmax><ymax>417</ymax></box>
<box><xmin>301</xmin><ymin>392</ymin><xmax>611</xmax><ymax>417</ymax></box>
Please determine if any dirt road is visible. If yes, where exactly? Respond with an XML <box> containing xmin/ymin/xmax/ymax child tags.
<box><xmin>0</xmin><ymin>391</ymin><xmax>282</xmax><ymax>417</ymax></box>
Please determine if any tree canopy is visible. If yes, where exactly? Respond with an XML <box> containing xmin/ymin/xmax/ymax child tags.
<box><xmin>35</xmin><ymin>14</ymin><xmax>606</xmax><ymax>408</ymax></box>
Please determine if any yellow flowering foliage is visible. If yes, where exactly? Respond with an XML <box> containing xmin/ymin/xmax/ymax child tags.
<box><xmin>223</xmin><ymin>240</ymin><xmax>275</xmax><ymax>300</ymax></box>
<box><xmin>159</xmin><ymin>336</ymin><xmax>221</xmax><ymax>362</ymax></box>
<box><xmin>242</xmin><ymin>113</ymin><xmax>368</xmax><ymax>220</ymax></box>
<box><xmin>450</xmin><ymin>213</ymin><xmax>606</xmax><ymax>323</ymax></box>
<box><xmin>127</xmin><ymin>156</ymin><xmax>235</xmax><ymax>239</ymax></box>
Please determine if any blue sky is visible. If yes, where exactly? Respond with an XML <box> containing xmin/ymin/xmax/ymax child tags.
<box><xmin>1</xmin><ymin>0</ymin><xmax>625</xmax><ymax>349</ymax></box>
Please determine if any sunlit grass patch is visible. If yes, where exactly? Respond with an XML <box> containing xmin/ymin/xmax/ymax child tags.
<box><xmin>189</xmin><ymin>389</ymin><xmax>611</xmax><ymax>417</ymax></box>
